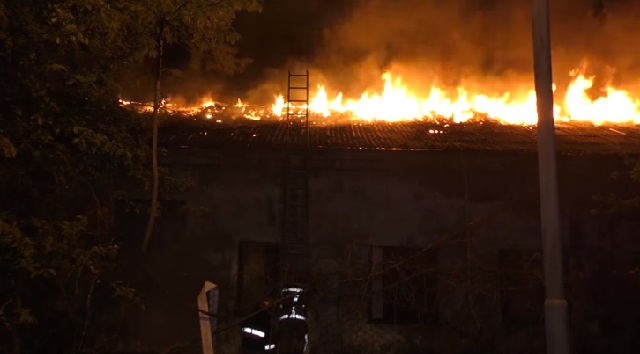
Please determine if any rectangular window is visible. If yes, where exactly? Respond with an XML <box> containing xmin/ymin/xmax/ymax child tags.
<box><xmin>631</xmin><ymin>252</ymin><xmax>640</xmax><ymax>275</ymax></box>
<box><xmin>237</xmin><ymin>241</ymin><xmax>281</xmax><ymax>307</ymax></box>
<box><xmin>369</xmin><ymin>246</ymin><xmax>437</xmax><ymax>324</ymax></box>
<box><xmin>499</xmin><ymin>249</ymin><xmax>544</xmax><ymax>325</ymax></box>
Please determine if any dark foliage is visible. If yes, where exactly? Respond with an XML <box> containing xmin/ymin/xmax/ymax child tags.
<box><xmin>0</xmin><ymin>0</ymin><xmax>260</xmax><ymax>353</ymax></box>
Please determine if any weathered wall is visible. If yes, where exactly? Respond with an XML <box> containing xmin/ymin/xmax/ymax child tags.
<box><xmin>117</xmin><ymin>148</ymin><xmax>640</xmax><ymax>353</ymax></box>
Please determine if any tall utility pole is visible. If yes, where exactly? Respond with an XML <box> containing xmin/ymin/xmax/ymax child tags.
<box><xmin>531</xmin><ymin>1</ymin><xmax>570</xmax><ymax>354</ymax></box>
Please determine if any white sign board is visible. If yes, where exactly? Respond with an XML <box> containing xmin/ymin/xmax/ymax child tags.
<box><xmin>198</xmin><ymin>281</ymin><xmax>218</xmax><ymax>354</ymax></box>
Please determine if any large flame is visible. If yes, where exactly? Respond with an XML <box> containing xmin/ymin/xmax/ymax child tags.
<box><xmin>122</xmin><ymin>68</ymin><xmax>640</xmax><ymax>126</ymax></box>
<box><xmin>268</xmin><ymin>70</ymin><xmax>640</xmax><ymax>125</ymax></box>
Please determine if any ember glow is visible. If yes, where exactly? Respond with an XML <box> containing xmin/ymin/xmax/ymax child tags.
<box><xmin>123</xmin><ymin>68</ymin><xmax>640</xmax><ymax>126</ymax></box>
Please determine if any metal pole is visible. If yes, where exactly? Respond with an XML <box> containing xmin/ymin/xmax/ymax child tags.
<box><xmin>286</xmin><ymin>70</ymin><xmax>291</xmax><ymax>145</ymax></box>
<box><xmin>531</xmin><ymin>1</ymin><xmax>570</xmax><ymax>354</ymax></box>
<box><xmin>306</xmin><ymin>70</ymin><xmax>310</xmax><ymax>149</ymax></box>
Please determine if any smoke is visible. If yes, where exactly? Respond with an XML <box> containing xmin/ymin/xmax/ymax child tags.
<box><xmin>306</xmin><ymin>0</ymin><xmax>640</xmax><ymax>94</ymax></box>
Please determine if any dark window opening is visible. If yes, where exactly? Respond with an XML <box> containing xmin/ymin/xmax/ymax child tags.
<box><xmin>630</xmin><ymin>252</ymin><xmax>640</xmax><ymax>276</ymax></box>
<box><xmin>499</xmin><ymin>249</ymin><xmax>544</xmax><ymax>325</ymax></box>
<box><xmin>369</xmin><ymin>246</ymin><xmax>437</xmax><ymax>324</ymax></box>
<box><xmin>237</xmin><ymin>241</ymin><xmax>281</xmax><ymax>308</ymax></box>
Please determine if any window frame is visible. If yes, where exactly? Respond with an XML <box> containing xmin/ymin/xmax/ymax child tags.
<box><xmin>368</xmin><ymin>245</ymin><xmax>438</xmax><ymax>325</ymax></box>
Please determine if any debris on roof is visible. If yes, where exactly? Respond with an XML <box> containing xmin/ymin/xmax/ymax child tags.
<box><xmin>159</xmin><ymin>119</ymin><xmax>640</xmax><ymax>154</ymax></box>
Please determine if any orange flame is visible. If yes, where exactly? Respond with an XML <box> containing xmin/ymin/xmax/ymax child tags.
<box><xmin>120</xmin><ymin>68</ymin><xmax>640</xmax><ymax>126</ymax></box>
<box><xmin>268</xmin><ymin>69</ymin><xmax>640</xmax><ymax>125</ymax></box>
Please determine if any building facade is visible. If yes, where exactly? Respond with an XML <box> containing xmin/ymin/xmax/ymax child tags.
<box><xmin>116</xmin><ymin>121</ymin><xmax>640</xmax><ymax>354</ymax></box>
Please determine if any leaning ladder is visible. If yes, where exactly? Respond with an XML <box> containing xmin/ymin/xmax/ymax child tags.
<box><xmin>281</xmin><ymin>70</ymin><xmax>310</xmax><ymax>285</ymax></box>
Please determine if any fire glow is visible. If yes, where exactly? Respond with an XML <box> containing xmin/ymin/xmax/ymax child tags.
<box><xmin>284</xmin><ymin>70</ymin><xmax>640</xmax><ymax>125</ymax></box>
<box><xmin>126</xmin><ymin>69</ymin><xmax>640</xmax><ymax>126</ymax></box>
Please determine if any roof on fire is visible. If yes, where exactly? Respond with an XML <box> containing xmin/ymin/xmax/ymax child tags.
<box><xmin>159</xmin><ymin>118</ymin><xmax>640</xmax><ymax>154</ymax></box>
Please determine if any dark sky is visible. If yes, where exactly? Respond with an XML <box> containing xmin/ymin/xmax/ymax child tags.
<box><xmin>235</xmin><ymin>0</ymin><xmax>355</xmax><ymax>72</ymax></box>
<box><xmin>199</xmin><ymin>0</ymin><xmax>354</xmax><ymax>96</ymax></box>
<box><xmin>152</xmin><ymin>0</ymin><xmax>355</xmax><ymax>101</ymax></box>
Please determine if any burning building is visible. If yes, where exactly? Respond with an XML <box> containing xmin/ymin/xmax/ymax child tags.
<box><xmin>124</xmin><ymin>66</ymin><xmax>640</xmax><ymax>126</ymax></box>
<box><xmin>115</xmin><ymin>86</ymin><xmax>640</xmax><ymax>353</ymax></box>
<box><xmin>110</xmin><ymin>0</ymin><xmax>640</xmax><ymax>349</ymax></box>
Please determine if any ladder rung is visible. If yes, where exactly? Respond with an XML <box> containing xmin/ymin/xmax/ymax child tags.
<box><xmin>285</xmin><ymin>192</ymin><xmax>306</xmax><ymax>196</ymax></box>
<box><xmin>284</xmin><ymin>235</ymin><xmax>307</xmax><ymax>240</ymax></box>
<box><xmin>285</xmin><ymin>189</ymin><xmax>307</xmax><ymax>194</ymax></box>
<box><xmin>283</xmin><ymin>241</ymin><xmax>307</xmax><ymax>245</ymax></box>
<box><xmin>284</xmin><ymin>227</ymin><xmax>304</xmax><ymax>232</ymax></box>
<box><xmin>282</xmin><ymin>237</ymin><xmax>305</xmax><ymax>242</ymax></box>
<box><xmin>283</xmin><ymin>250</ymin><xmax>306</xmax><ymax>256</ymax></box>
<box><xmin>286</xmin><ymin>194</ymin><xmax>307</xmax><ymax>199</ymax></box>
<box><xmin>289</xmin><ymin>87</ymin><xmax>308</xmax><ymax>90</ymax></box>
<box><xmin>286</xmin><ymin>199</ymin><xmax>307</xmax><ymax>203</ymax></box>
<box><xmin>284</xmin><ymin>234</ymin><xmax>303</xmax><ymax>238</ymax></box>
<box><xmin>285</xmin><ymin>226</ymin><xmax>308</xmax><ymax>230</ymax></box>
<box><xmin>286</xmin><ymin>199</ymin><xmax>307</xmax><ymax>204</ymax></box>
<box><xmin>286</xmin><ymin>190</ymin><xmax>307</xmax><ymax>195</ymax></box>
<box><xmin>285</xmin><ymin>198</ymin><xmax>307</xmax><ymax>204</ymax></box>
<box><xmin>283</xmin><ymin>242</ymin><xmax>307</xmax><ymax>248</ymax></box>
<box><xmin>285</xmin><ymin>226</ymin><xmax>306</xmax><ymax>231</ymax></box>
<box><xmin>286</xmin><ymin>191</ymin><xmax>307</xmax><ymax>196</ymax></box>
<box><xmin>285</xmin><ymin>187</ymin><xmax>307</xmax><ymax>192</ymax></box>
<box><xmin>285</xmin><ymin>179</ymin><xmax>307</xmax><ymax>183</ymax></box>
<box><xmin>286</xmin><ymin>210</ymin><xmax>308</xmax><ymax>215</ymax></box>
<box><xmin>285</xmin><ymin>209</ymin><xmax>307</xmax><ymax>214</ymax></box>
<box><xmin>289</xmin><ymin>74</ymin><xmax>308</xmax><ymax>77</ymax></box>
<box><xmin>286</xmin><ymin>208</ymin><xmax>307</xmax><ymax>213</ymax></box>
<box><xmin>284</xmin><ymin>226</ymin><xmax>306</xmax><ymax>231</ymax></box>
<box><xmin>286</xmin><ymin>204</ymin><xmax>306</xmax><ymax>208</ymax></box>
<box><xmin>288</xmin><ymin>99</ymin><xmax>309</xmax><ymax>103</ymax></box>
<box><xmin>285</xmin><ymin>221</ymin><xmax>307</xmax><ymax>226</ymax></box>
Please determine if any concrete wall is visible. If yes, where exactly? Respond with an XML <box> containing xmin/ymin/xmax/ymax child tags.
<box><xmin>117</xmin><ymin>148</ymin><xmax>640</xmax><ymax>353</ymax></box>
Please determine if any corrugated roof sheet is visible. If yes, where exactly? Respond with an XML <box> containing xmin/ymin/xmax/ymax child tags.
<box><xmin>159</xmin><ymin>118</ymin><xmax>640</xmax><ymax>154</ymax></box>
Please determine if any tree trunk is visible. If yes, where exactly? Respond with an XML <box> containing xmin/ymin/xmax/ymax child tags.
<box><xmin>11</xmin><ymin>294</ymin><xmax>23</xmax><ymax>354</ymax></box>
<box><xmin>142</xmin><ymin>22</ymin><xmax>165</xmax><ymax>255</ymax></box>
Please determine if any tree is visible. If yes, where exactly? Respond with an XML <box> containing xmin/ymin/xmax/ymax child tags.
<box><xmin>122</xmin><ymin>0</ymin><xmax>264</xmax><ymax>254</ymax></box>
<box><xmin>0</xmin><ymin>0</ymin><xmax>259</xmax><ymax>352</ymax></box>
<box><xmin>0</xmin><ymin>3</ymin><xmax>151</xmax><ymax>353</ymax></box>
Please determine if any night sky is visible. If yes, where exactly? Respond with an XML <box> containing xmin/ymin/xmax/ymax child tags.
<box><xmin>148</xmin><ymin>0</ymin><xmax>355</xmax><ymax>101</ymax></box>
<box><xmin>235</xmin><ymin>0</ymin><xmax>355</xmax><ymax>70</ymax></box>
<box><xmin>218</xmin><ymin>0</ymin><xmax>356</xmax><ymax>93</ymax></box>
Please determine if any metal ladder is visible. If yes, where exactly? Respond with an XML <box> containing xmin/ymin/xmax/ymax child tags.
<box><xmin>281</xmin><ymin>70</ymin><xmax>310</xmax><ymax>285</ymax></box>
